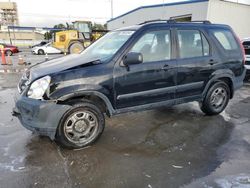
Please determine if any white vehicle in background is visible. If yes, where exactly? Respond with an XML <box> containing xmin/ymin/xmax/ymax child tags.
<box><xmin>242</xmin><ymin>38</ymin><xmax>250</xmax><ymax>80</ymax></box>
<box><xmin>32</xmin><ymin>42</ymin><xmax>62</xmax><ymax>55</ymax></box>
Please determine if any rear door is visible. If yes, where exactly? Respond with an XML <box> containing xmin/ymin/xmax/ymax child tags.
<box><xmin>114</xmin><ymin>27</ymin><xmax>177</xmax><ymax>109</ymax></box>
<box><xmin>174</xmin><ymin>27</ymin><xmax>213</xmax><ymax>99</ymax></box>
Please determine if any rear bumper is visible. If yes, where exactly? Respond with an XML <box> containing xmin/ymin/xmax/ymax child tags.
<box><xmin>245</xmin><ymin>65</ymin><xmax>250</xmax><ymax>74</ymax></box>
<box><xmin>13</xmin><ymin>93</ymin><xmax>70</xmax><ymax>139</ymax></box>
<box><xmin>13</xmin><ymin>48</ymin><xmax>19</xmax><ymax>53</ymax></box>
<box><xmin>233</xmin><ymin>67</ymin><xmax>246</xmax><ymax>90</ymax></box>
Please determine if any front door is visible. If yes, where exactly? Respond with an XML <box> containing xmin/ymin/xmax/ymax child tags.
<box><xmin>114</xmin><ymin>28</ymin><xmax>177</xmax><ymax>109</ymax></box>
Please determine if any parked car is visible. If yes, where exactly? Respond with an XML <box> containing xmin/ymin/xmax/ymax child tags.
<box><xmin>31</xmin><ymin>42</ymin><xmax>61</xmax><ymax>55</ymax></box>
<box><xmin>242</xmin><ymin>38</ymin><xmax>250</xmax><ymax>80</ymax></box>
<box><xmin>30</xmin><ymin>41</ymin><xmax>49</xmax><ymax>49</ymax></box>
<box><xmin>13</xmin><ymin>20</ymin><xmax>246</xmax><ymax>149</ymax></box>
<box><xmin>0</xmin><ymin>43</ymin><xmax>19</xmax><ymax>56</ymax></box>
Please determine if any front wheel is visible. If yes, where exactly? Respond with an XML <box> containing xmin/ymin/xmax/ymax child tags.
<box><xmin>38</xmin><ymin>49</ymin><xmax>45</xmax><ymax>55</ymax></box>
<box><xmin>200</xmin><ymin>81</ymin><xmax>230</xmax><ymax>115</ymax></box>
<box><xmin>56</xmin><ymin>100</ymin><xmax>105</xmax><ymax>149</ymax></box>
<box><xmin>69</xmin><ymin>42</ymin><xmax>84</xmax><ymax>54</ymax></box>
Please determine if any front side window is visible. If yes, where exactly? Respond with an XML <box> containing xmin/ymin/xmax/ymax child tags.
<box><xmin>81</xmin><ymin>31</ymin><xmax>134</xmax><ymax>61</ymax></box>
<box><xmin>177</xmin><ymin>30</ymin><xmax>210</xmax><ymax>58</ymax></box>
<box><xmin>130</xmin><ymin>30</ymin><xmax>171</xmax><ymax>63</ymax></box>
<box><xmin>211</xmin><ymin>29</ymin><xmax>238</xmax><ymax>50</ymax></box>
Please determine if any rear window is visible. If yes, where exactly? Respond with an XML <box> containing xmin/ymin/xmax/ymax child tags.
<box><xmin>211</xmin><ymin>29</ymin><xmax>238</xmax><ymax>50</ymax></box>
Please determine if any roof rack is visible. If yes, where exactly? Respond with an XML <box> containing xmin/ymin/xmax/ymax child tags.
<box><xmin>139</xmin><ymin>19</ymin><xmax>167</xmax><ymax>25</ymax></box>
<box><xmin>139</xmin><ymin>19</ymin><xmax>211</xmax><ymax>25</ymax></box>
<box><xmin>186</xmin><ymin>20</ymin><xmax>211</xmax><ymax>24</ymax></box>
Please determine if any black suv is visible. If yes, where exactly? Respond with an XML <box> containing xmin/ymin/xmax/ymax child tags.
<box><xmin>13</xmin><ymin>20</ymin><xmax>246</xmax><ymax>149</ymax></box>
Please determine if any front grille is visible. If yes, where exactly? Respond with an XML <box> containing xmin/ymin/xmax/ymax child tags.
<box><xmin>18</xmin><ymin>70</ymin><xmax>30</xmax><ymax>93</ymax></box>
<box><xmin>246</xmin><ymin>61</ymin><xmax>250</xmax><ymax>65</ymax></box>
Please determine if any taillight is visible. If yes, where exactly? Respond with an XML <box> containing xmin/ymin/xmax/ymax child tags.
<box><xmin>237</xmin><ymin>37</ymin><xmax>246</xmax><ymax>65</ymax></box>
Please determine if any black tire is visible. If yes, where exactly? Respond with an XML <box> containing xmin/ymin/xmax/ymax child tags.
<box><xmin>5</xmin><ymin>50</ymin><xmax>13</xmax><ymax>56</ymax></box>
<box><xmin>69</xmin><ymin>42</ymin><xmax>84</xmax><ymax>54</ymax></box>
<box><xmin>244</xmin><ymin>74</ymin><xmax>250</xmax><ymax>82</ymax></box>
<box><xmin>200</xmin><ymin>81</ymin><xmax>230</xmax><ymax>115</ymax></box>
<box><xmin>56</xmin><ymin>100</ymin><xmax>105</xmax><ymax>149</ymax></box>
<box><xmin>38</xmin><ymin>49</ymin><xmax>45</xmax><ymax>55</ymax></box>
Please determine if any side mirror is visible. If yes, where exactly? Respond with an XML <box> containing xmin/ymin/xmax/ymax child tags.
<box><xmin>123</xmin><ymin>52</ymin><xmax>143</xmax><ymax>66</ymax></box>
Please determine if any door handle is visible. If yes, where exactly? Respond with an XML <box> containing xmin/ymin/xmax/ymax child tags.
<box><xmin>161</xmin><ymin>64</ymin><xmax>170</xmax><ymax>71</ymax></box>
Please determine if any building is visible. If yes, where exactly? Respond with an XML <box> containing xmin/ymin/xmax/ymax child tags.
<box><xmin>0</xmin><ymin>1</ymin><xmax>18</xmax><ymax>26</ymax></box>
<box><xmin>0</xmin><ymin>28</ymin><xmax>44</xmax><ymax>46</ymax></box>
<box><xmin>0</xmin><ymin>26</ymin><xmax>63</xmax><ymax>46</ymax></box>
<box><xmin>107</xmin><ymin>0</ymin><xmax>250</xmax><ymax>39</ymax></box>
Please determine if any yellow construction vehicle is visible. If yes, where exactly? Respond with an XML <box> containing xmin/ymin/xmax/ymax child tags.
<box><xmin>52</xmin><ymin>21</ymin><xmax>107</xmax><ymax>54</ymax></box>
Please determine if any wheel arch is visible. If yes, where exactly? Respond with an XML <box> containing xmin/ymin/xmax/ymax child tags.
<box><xmin>202</xmin><ymin>70</ymin><xmax>235</xmax><ymax>99</ymax></box>
<box><xmin>57</xmin><ymin>91</ymin><xmax>115</xmax><ymax>117</ymax></box>
<box><xmin>5</xmin><ymin>49</ymin><xmax>13</xmax><ymax>54</ymax></box>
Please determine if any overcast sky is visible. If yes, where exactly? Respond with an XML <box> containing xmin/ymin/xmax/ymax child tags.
<box><xmin>2</xmin><ymin>0</ymin><xmax>250</xmax><ymax>27</ymax></box>
<box><xmin>2</xmin><ymin>0</ymin><xmax>183</xmax><ymax>27</ymax></box>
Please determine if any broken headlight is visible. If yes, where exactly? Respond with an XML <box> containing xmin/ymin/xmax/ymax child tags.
<box><xmin>27</xmin><ymin>76</ymin><xmax>51</xmax><ymax>99</ymax></box>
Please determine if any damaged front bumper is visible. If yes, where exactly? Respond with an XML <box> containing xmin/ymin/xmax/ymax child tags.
<box><xmin>13</xmin><ymin>93</ymin><xmax>71</xmax><ymax>140</ymax></box>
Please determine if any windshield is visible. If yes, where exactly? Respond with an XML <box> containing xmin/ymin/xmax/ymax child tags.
<box><xmin>81</xmin><ymin>31</ymin><xmax>134</xmax><ymax>61</ymax></box>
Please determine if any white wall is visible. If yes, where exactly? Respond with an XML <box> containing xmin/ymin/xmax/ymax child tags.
<box><xmin>107</xmin><ymin>2</ymin><xmax>209</xmax><ymax>30</ymax></box>
<box><xmin>207</xmin><ymin>0</ymin><xmax>250</xmax><ymax>39</ymax></box>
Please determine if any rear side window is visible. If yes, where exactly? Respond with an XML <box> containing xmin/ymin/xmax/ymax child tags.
<box><xmin>177</xmin><ymin>30</ymin><xmax>210</xmax><ymax>58</ymax></box>
<box><xmin>211</xmin><ymin>29</ymin><xmax>238</xmax><ymax>50</ymax></box>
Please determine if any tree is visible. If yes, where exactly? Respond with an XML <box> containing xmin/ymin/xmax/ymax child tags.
<box><xmin>92</xmin><ymin>23</ymin><xmax>107</xmax><ymax>31</ymax></box>
<box><xmin>44</xmin><ymin>23</ymin><xmax>67</xmax><ymax>40</ymax></box>
<box><xmin>44</xmin><ymin>32</ymin><xmax>52</xmax><ymax>40</ymax></box>
<box><xmin>53</xmin><ymin>23</ymin><xmax>67</xmax><ymax>29</ymax></box>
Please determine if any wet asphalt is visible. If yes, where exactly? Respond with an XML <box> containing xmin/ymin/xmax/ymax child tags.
<box><xmin>0</xmin><ymin>59</ymin><xmax>250</xmax><ymax>187</ymax></box>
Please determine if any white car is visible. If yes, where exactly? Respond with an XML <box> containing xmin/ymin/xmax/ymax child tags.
<box><xmin>32</xmin><ymin>42</ymin><xmax>62</xmax><ymax>55</ymax></box>
<box><xmin>242</xmin><ymin>38</ymin><xmax>250</xmax><ymax>79</ymax></box>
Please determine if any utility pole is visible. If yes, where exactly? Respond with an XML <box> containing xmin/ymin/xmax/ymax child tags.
<box><xmin>162</xmin><ymin>0</ymin><xmax>165</xmax><ymax>20</ymax></box>
<box><xmin>111</xmin><ymin>0</ymin><xmax>114</xmax><ymax>19</ymax></box>
<box><xmin>7</xmin><ymin>26</ymin><xmax>12</xmax><ymax>45</ymax></box>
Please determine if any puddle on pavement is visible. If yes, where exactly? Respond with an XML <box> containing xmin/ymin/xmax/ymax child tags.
<box><xmin>16</xmin><ymin>102</ymin><xmax>234</xmax><ymax>188</ymax></box>
<box><xmin>1</xmin><ymin>85</ymin><xmax>249</xmax><ymax>187</ymax></box>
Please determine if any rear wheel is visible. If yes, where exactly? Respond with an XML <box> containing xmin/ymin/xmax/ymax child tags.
<box><xmin>56</xmin><ymin>100</ymin><xmax>105</xmax><ymax>149</ymax></box>
<box><xmin>5</xmin><ymin>50</ymin><xmax>13</xmax><ymax>56</ymax></box>
<box><xmin>200</xmin><ymin>81</ymin><xmax>230</xmax><ymax>115</ymax></box>
<box><xmin>69</xmin><ymin>42</ymin><xmax>84</xmax><ymax>54</ymax></box>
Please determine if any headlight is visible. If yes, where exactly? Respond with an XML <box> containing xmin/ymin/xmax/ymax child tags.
<box><xmin>27</xmin><ymin>76</ymin><xmax>51</xmax><ymax>99</ymax></box>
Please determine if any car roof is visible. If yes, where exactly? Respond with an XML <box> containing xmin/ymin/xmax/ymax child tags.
<box><xmin>116</xmin><ymin>20</ymin><xmax>230</xmax><ymax>31</ymax></box>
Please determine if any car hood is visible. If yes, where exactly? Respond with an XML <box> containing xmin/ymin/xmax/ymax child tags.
<box><xmin>29</xmin><ymin>54</ymin><xmax>101</xmax><ymax>81</ymax></box>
